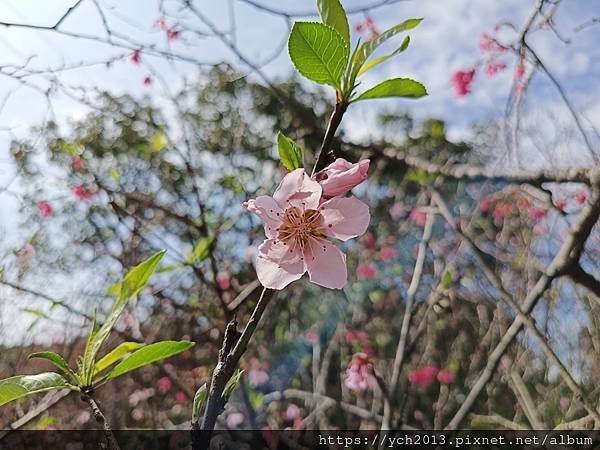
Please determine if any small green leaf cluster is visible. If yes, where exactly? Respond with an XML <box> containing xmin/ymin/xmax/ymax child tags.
<box><xmin>288</xmin><ymin>0</ymin><xmax>427</xmax><ymax>103</ymax></box>
<box><xmin>0</xmin><ymin>250</ymin><xmax>194</xmax><ymax>407</ymax></box>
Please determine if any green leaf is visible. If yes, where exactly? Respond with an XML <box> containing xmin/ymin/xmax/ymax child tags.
<box><xmin>0</xmin><ymin>373</ymin><xmax>74</xmax><ymax>407</ymax></box>
<box><xmin>93</xmin><ymin>342</ymin><xmax>145</xmax><ymax>375</ymax></box>
<box><xmin>357</xmin><ymin>36</ymin><xmax>410</xmax><ymax>76</ymax></box>
<box><xmin>288</xmin><ymin>22</ymin><xmax>349</xmax><ymax>90</ymax></box>
<box><xmin>223</xmin><ymin>369</ymin><xmax>244</xmax><ymax>399</ymax></box>
<box><xmin>348</xmin><ymin>18</ymin><xmax>422</xmax><ymax>85</ymax></box>
<box><xmin>188</xmin><ymin>236</ymin><xmax>214</xmax><ymax>264</ymax></box>
<box><xmin>102</xmin><ymin>341</ymin><xmax>194</xmax><ymax>382</ymax></box>
<box><xmin>29</xmin><ymin>352</ymin><xmax>78</xmax><ymax>383</ymax></box>
<box><xmin>317</xmin><ymin>0</ymin><xmax>350</xmax><ymax>44</ymax></box>
<box><xmin>441</xmin><ymin>269</ymin><xmax>453</xmax><ymax>290</ymax></box>
<box><xmin>192</xmin><ymin>383</ymin><xmax>207</xmax><ymax>420</ymax></box>
<box><xmin>82</xmin><ymin>251</ymin><xmax>166</xmax><ymax>384</ymax></box>
<box><xmin>354</xmin><ymin>78</ymin><xmax>427</xmax><ymax>102</ymax></box>
<box><xmin>276</xmin><ymin>132</ymin><xmax>303</xmax><ymax>170</ymax></box>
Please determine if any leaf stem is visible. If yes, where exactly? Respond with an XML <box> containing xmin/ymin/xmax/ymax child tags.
<box><xmin>311</xmin><ymin>99</ymin><xmax>349</xmax><ymax>176</ymax></box>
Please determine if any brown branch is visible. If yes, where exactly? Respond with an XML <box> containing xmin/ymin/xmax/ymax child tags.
<box><xmin>469</xmin><ymin>414</ymin><xmax>529</xmax><ymax>430</ymax></box>
<box><xmin>82</xmin><ymin>394</ymin><xmax>120</xmax><ymax>450</ymax></box>
<box><xmin>381</xmin><ymin>202</ymin><xmax>435</xmax><ymax>429</ymax></box>
<box><xmin>444</xmin><ymin>166</ymin><xmax>600</xmax><ymax>429</ymax></box>
<box><xmin>509</xmin><ymin>369</ymin><xmax>547</xmax><ymax>429</ymax></box>
<box><xmin>311</xmin><ymin>100</ymin><xmax>349</xmax><ymax>175</ymax></box>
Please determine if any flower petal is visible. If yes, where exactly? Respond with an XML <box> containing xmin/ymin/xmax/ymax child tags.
<box><xmin>304</xmin><ymin>239</ymin><xmax>347</xmax><ymax>289</ymax></box>
<box><xmin>320</xmin><ymin>196</ymin><xmax>370</xmax><ymax>241</ymax></box>
<box><xmin>244</xmin><ymin>196</ymin><xmax>283</xmax><ymax>239</ymax></box>
<box><xmin>256</xmin><ymin>239</ymin><xmax>305</xmax><ymax>290</ymax></box>
<box><xmin>273</xmin><ymin>168</ymin><xmax>322</xmax><ymax>210</ymax></box>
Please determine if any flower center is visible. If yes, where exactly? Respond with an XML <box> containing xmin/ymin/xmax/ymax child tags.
<box><xmin>277</xmin><ymin>206</ymin><xmax>325</xmax><ymax>251</ymax></box>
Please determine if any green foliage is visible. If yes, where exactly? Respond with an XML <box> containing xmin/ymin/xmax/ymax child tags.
<box><xmin>94</xmin><ymin>342</ymin><xmax>146</xmax><ymax>375</ymax></box>
<box><xmin>223</xmin><ymin>369</ymin><xmax>244</xmax><ymax>399</ymax></box>
<box><xmin>0</xmin><ymin>373</ymin><xmax>75</xmax><ymax>407</ymax></box>
<box><xmin>357</xmin><ymin>36</ymin><xmax>410</xmax><ymax>76</ymax></box>
<box><xmin>354</xmin><ymin>78</ymin><xmax>427</xmax><ymax>102</ymax></box>
<box><xmin>288</xmin><ymin>22</ymin><xmax>349</xmax><ymax>90</ymax></box>
<box><xmin>316</xmin><ymin>0</ymin><xmax>350</xmax><ymax>44</ymax></box>
<box><xmin>189</xmin><ymin>236</ymin><xmax>214</xmax><ymax>264</ymax></box>
<box><xmin>192</xmin><ymin>383</ymin><xmax>208</xmax><ymax>420</ymax></box>
<box><xmin>276</xmin><ymin>132</ymin><xmax>304</xmax><ymax>170</ymax></box>
<box><xmin>29</xmin><ymin>352</ymin><xmax>79</xmax><ymax>383</ymax></box>
<box><xmin>101</xmin><ymin>341</ymin><xmax>194</xmax><ymax>382</ymax></box>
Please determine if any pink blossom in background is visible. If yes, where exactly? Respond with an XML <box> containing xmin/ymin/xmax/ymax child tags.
<box><xmin>356</xmin><ymin>264</ymin><xmax>377</xmax><ymax>279</ymax></box>
<box><xmin>166</xmin><ymin>28</ymin><xmax>180</xmax><ymax>41</ymax></box>
<box><xmin>479</xmin><ymin>197</ymin><xmax>493</xmax><ymax>213</ymax></box>
<box><xmin>408</xmin><ymin>366</ymin><xmax>438</xmax><ymax>386</ymax></box>
<box><xmin>345</xmin><ymin>330</ymin><xmax>369</xmax><ymax>345</ymax></box>
<box><xmin>344</xmin><ymin>353</ymin><xmax>374</xmax><ymax>392</ymax></box>
<box><xmin>17</xmin><ymin>244</ymin><xmax>36</xmax><ymax>263</ymax></box>
<box><xmin>143</xmin><ymin>76</ymin><xmax>153</xmax><ymax>86</ymax></box>
<box><xmin>72</xmin><ymin>185</ymin><xmax>94</xmax><ymax>200</ymax></box>
<box><xmin>409</xmin><ymin>209</ymin><xmax>427</xmax><ymax>227</ymax></box>
<box><xmin>361</xmin><ymin>232</ymin><xmax>377</xmax><ymax>250</ymax></box>
<box><xmin>153</xmin><ymin>17</ymin><xmax>167</xmax><ymax>30</ymax></box>
<box><xmin>131</xmin><ymin>408</ymin><xmax>144</xmax><ymax>421</ymax></box>
<box><xmin>226</xmin><ymin>412</ymin><xmax>244</xmax><ymax>428</ymax></box>
<box><xmin>576</xmin><ymin>190</ymin><xmax>588</xmax><ymax>205</ymax></box>
<box><xmin>130</xmin><ymin>50</ymin><xmax>141</xmax><ymax>65</ymax></box>
<box><xmin>528</xmin><ymin>207</ymin><xmax>547</xmax><ymax>220</ymax></box>
<box><xmin>37</xmin><ymin>201</ymin><xmax>53</xmax><ymax>218</ymax></box>
<box><xmin>555</xmin><ymin>199</ymin><xmax>566</xmax><ymax>211</ymax></box>
<box><xmin>314</xmin><ymin>158</ymin><xmax>370</xmax><ymax>198</ymax></box>
<box><xmin>485</xmin><ymin>62</ymin><xmax>507</xmax><ymax>77</ymax></box>
<box><xmin>157</xmin><ymin>376</ymin><xmax>173</xmax><ymax>394</ymax></box>
<box><xmin>72</xmin><ymin>156</ymin><xmax>86</xmax><ymax>171</ymax></box>
<box><xmin>389</xmin><ymin>202</ymin><xmax>406</xmax><ymax>220</ymax></box>
<box><xmin>437</xmin><ymin>369</ymin><xmax>456</xmax><ymax>384</ymax></box>
<box><xmin>378</xmin><ymin>246</ymin><xmax>397</xmax><ymax>261</ymax></box>
<box><xmin>175</xmin><ymin>391</ymin><xmax>187</xmax><ymax>403</ymax></box>
<box><xmin>492</xmin><ymin>203</ymin><xmax>512</xmax><ymax>221</ymax></box>
<box><xmin>244</xmin><ymin>168</ymin><xmax>370</xmax><ymax>290</ymax></box>
<box><xmin>515</xmin><ymin>62</ymin><xmax>526</xmax><ymax>79</ymax></box>
<box><xmin>451</xmin><ymin>68</ymin><xmax>476</xmax><ymax>97</ymax></box>
<box><xmin>285</xmin><ymin>404</ymin><xmax>301</xmax><ymax>421</ymax></box>
<box><xmin>304</xmin><ymin>330</ymin><xmax>318</xmax><ymax>343</ymax></box>
<box><xmin>216</xmin><ymin>273</ymin><xmax>231</xmax><ymax>290</ymax></box>
<box><xmin>248</xmin><ymin>368</ymin><xmax>269</xmax><ymax>387</ymax></box>
<box><xmin>479</xmin><ymin>33</ymin><xmax>494</xmax><ymax>52</ymax></box>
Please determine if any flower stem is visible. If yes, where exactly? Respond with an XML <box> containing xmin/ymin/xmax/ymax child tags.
<box><xmin>311</xmin><ymin>100</ymin><xmax>349</xmax><ymax>176</ymax></box>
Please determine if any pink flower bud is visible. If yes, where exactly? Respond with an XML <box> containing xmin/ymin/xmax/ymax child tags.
<box><xmin>37</xmin><ymin>201</ymin><xmax>53</xmax><ymax>218</ymax></box>
<box><xmin>314</xmin><ymin>158</ymin><xmax>370</xmax><ymax>197</ymax></box>
<box><xmin>437</xmin><ymin>368</ymin><xmax>456</xmax><ymax>384</ymax></box>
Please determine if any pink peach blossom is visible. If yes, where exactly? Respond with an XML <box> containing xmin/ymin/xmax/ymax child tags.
<box><xmin>356</xmin><ymin>264</ymin><xmax>377</xmax><ymax>279</ymax></box>
<box><xmin>378</xmin><ymin>246</ymin><xmax>397</xmax><ymax>261</ymax></box>
<box><xmin>248</xmin><ymin>368</ymin><xmax>269</xmax><ymax>387</ymax></box>
<box><xmin>485</xmin><ymin>62</ymin><xmax>507</xmax><ymax>77</ymax></box>
<box><xmin>528</xmin><ymin>207</ymin><xmax>547</xmax><ymax>220</ymax></box>
<box><xmin>130</xmin><ymin>50</ymin><xmax>141</xmax><ymax>65</ymax></box>
<box><xmin>37</xmin><ymin>201</ymin><xmax>53</xmax><ymax>218</ymax></box>
<box><xmin>157</xmin><ymin>376</ymin><xmax>173</xmax><ymax>394</ymax></box>
<box><xmin>576</xmin><ymin>190</ymin><xmax>588</xmax><ymax>205</ymax></box>
<box><xmin>17</xmin><ymin>244</ymin><xmax>36</xmax><ymax>262</ymax></box>
<box><xmin>409</xmin><ymin>209</ymin><xmax>427</xmax><ymax>227</ymax></box>
<box><xmin>408</xmin><ymin>366</ymin><xmax>438</xmax><ymax>386</ymax></box>
<box><xmin>72</xmin><ymin>185</ymin><xmax>94</xmax><ymax>200</ymax></box>
<box><xmin>314</xmin><ymin>158</ymin><xmax>370</xmax><ymax>198</ymax></box>
<box><xmin>175</xmin><ymin>391</ymin><xmax>187</xmax><ymax>403</ymax></box>
<box><xmin>72</xmin><ymin>156</ymin><xmax>85</xmax><ymax>171</ymax></box>
<box><xmin>344</xmin><ymin>353</ymin><xmax>374</xmax><ymax>392</ymax></box>
<box><xmin>437</xmin><ymin>369</ymin><xmax>456</xmax><ymax>384</ymax></box>
<box><xmin>244</xmin><ymin>169</ymin><xmax>370</xmax><ymax>290</ymax></box>
<box><xmin>216</xmin><ymin>273</ymin><xmax>231</xmax><ymax>290</ymax></box>
<box><xmin>451</xmin><ymin>68</ymin><xmax>476</xmax><ymax>97</ymax></box>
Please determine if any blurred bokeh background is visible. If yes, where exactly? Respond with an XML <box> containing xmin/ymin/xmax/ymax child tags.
<box><xmin>0</xmin><ymin>0</ymin><xmax>598</xmax><ymax>431</ymax></box>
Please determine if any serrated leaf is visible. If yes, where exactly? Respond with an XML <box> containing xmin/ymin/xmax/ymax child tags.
<box><xmin>29</xmin><ymin>352</ymin><xmax>78</xmax><ymax>383</ymax></box>
<box><xmin>223</xmin><ymin>369</ymin><xmax>244</xmax><ymax>399</ymax></box>
<box><xmin>82</xmin><ymin>251</ymin><xmax>166</xmax><ymax>384</ymax></box>
<box><xmin>288</xmin><ymin>22</ymin><xmax>349</xmax><ymax>90</ymax></box>
<box><xmin>317</xmin><ymin>0</ymin><xmax>350</xmax><ymax>44</ymax></box>
<box><xmin>357</xmin><ymin>36</ymin><xmax>410</xmax><ymax>76</ymax></box>
<box><xmin>276</xmin><ymin>132</ymin><xmax>303</xmax><ymax>170</ymax></box>
<box><xmin>102</xmin><ymin>341</ymin><xmax>194</xmax><ymax>382</ymax></box>
<box><xmin>192</xmin><ymin>383</ymin><xmax>207</xmax><ymax>420</ymax></box>
<box><xmin>93</xmin><ymin>342</ymin><xmax>145</xmax><ymax>375</ymax></box>
<box><xmin>354</xmin><ymin>78</ymin><xmax>427</xmax><ymax>102</ymax></box>
<box><xmin>188</xmin><ymin>236</ymin><xmax>214</xmax><ymax>264</ymax></box>
<box><xmin>0</xmin><ymin>373</ymin><xmax>74</xmax><ymax>407</ymax></box>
